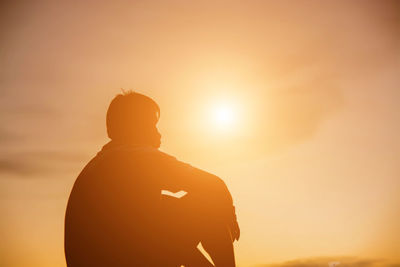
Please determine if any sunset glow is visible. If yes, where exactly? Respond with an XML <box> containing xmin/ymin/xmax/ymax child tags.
<box><xmin>1</xmin><ymin>1</ymin><xmax>399</xmax><ymax>267</ymax></box>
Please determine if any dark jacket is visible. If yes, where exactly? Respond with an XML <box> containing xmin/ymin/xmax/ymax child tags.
<box><xmin>64</xmin><ymin>141</ymin><xmax>238</xmax><ymax>266</ymax></box>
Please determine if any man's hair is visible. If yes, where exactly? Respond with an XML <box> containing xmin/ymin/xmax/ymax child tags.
<box><xmin>106</xmin><ymin>91</ymin><xmax>160</xmax><ymax>141</ymax></box>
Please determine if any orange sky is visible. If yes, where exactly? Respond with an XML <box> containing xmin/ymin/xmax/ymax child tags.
<box><xmin>0</xmin><ymin>1</ymin><xmax>399</xmax><ymax>266</ymax></box>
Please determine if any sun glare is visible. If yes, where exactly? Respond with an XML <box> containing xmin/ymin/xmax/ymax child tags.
<box><xmin>213</xmin><ymin>104</ymin><xmax>236</xmax><ymax>130</ymax></box>
<box><xmin>201</xmin><ymin>94</ymin><xmax>247</xmax><ymax>137</ymax></box>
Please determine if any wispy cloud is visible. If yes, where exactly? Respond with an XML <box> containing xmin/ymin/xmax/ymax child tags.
<box><xmin>0</xmin><ymin>128</ymin><xmax>23</xmax><ymax>143</ymax></box>
<box><xmin>0</xmin><ymin>159</ymin><xmax>37</xmax><ymax>175</ymax></box>
<box><xmin>255</xmin><ymin>257</ymin><xmax>400</xmax><ymax>267</ymax></box>
<box><xmin>0</xmin><ymin>150</ymin><xmax>90</xmax><ymax>177</ymax></box>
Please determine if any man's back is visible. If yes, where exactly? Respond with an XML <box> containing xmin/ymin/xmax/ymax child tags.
<box><xmin>65</xmin><ymin>143</ymin><xmax>165</xmax><ymax>265</ymax></box>
<box><xmin>65</xmin><ymin>141</ymin><xmax>235</xmax><ymax>266</ymax></box>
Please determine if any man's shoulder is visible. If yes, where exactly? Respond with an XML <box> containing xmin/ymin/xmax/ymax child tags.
<box><xmin>128</xmin><ymin>146</ymin><xmax>179</xmax><ymax>163</ymax></box>
<box><xmin>98</xmin><ymin>142</ymin><xmax>220</xmax><ymax>178</ymax></box>
<box><xmin>98</xmin><ymin>142</ymin><xmax>169</xmax><ymax>158</ymax></box>
<box><xmin>100</xmin><ymin>144</ymin><xmax>183</xmax><ymax>166</ymax></box>
<box><xmin>144</xmin><ymin>149</ymin><xmax>218</xmax><ymax>177</ymax></box>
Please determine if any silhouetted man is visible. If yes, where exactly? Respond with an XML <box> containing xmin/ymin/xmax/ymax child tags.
<box><xmin>65</xmin><ymin>91</ymin><xmax>240</xmax><ymax>266</ymax></box>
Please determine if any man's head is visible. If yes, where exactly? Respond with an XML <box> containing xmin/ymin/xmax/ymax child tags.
<box><xmin>106</xmin><ymin>91</ymin><xmax>161</xmax><ymax>148</ymax></box>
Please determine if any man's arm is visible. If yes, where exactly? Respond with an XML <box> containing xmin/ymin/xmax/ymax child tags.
<box><xmin>155</xmin><ymin>151</ymin><xmax>240</xmax><ymax>241</ymax></box>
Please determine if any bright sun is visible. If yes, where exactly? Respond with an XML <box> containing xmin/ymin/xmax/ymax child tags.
<box><xmin>213</xmin><ymin>104</ymin><xmax>236</xmax><ymax>129</ymax></box>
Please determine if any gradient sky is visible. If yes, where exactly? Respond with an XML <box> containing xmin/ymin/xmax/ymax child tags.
<box><xmin>0</xmin><ymin>1</ymin><xmax>399</xmax><ymax>266</ymax></box>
